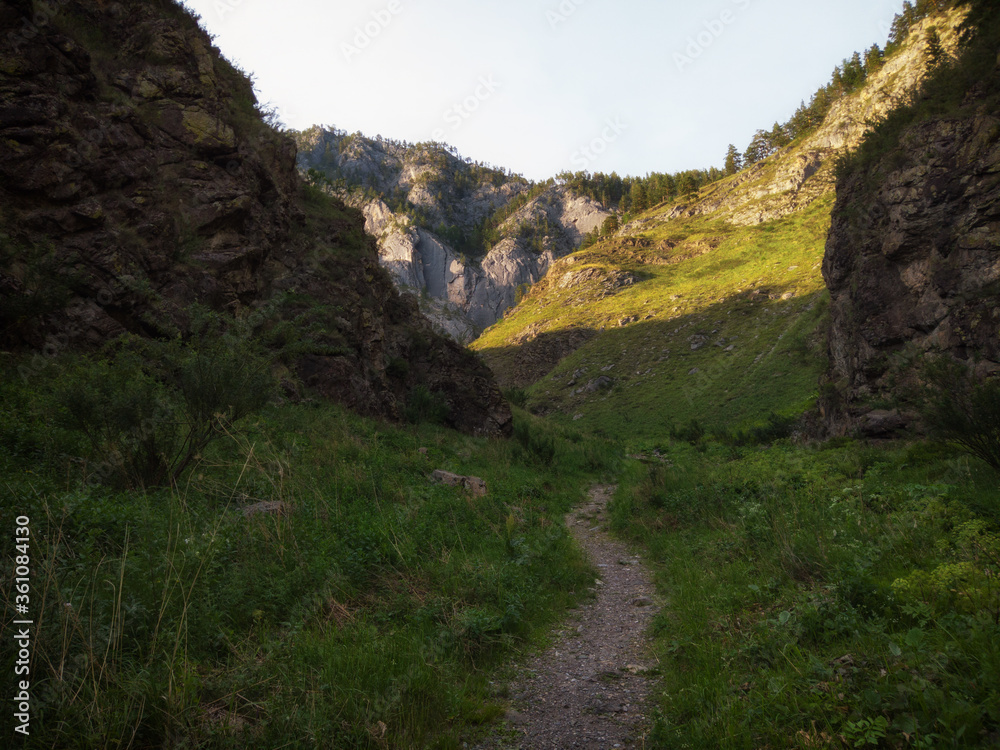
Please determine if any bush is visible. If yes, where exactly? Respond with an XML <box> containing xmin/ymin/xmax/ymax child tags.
<box><xmin>54</xmin><ymin>332</ymin><xmax>274</xmax><ymax>488</ymax></box>
<box><xmin>403</xmin><ymin>386</ymin><xmax>450</xmax><ymax>425</ymax></box>
<box><xmin>503</xmin><ymin>387</ymin><xmax>528</xmax><ymax>408</ymax></box>
<box><xmin>719</xmin><ymin>412</ymin><xmax>798</xmax><ymax>446</ymax></box>
<box><xmin>55</xmin><ymin>347</ymin><xmax>177</xmax><ymax>488</ymax></box>
<box><xmin>671</xmin><ymin>419</ymin><xmax>705</xmax><ymax>446</ymax></box>
<box><xmin>917</xmin><ymin>357</ymin><xmax>1000</xmax><ymax>472</ymax></box>
<box><xmin>512</xmin><ymin>417</ymin><xmax>556</xmax><ymax>466</ymax></box>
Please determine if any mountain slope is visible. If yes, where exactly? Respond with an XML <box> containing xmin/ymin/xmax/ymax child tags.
<box><xmin>296</xmin><ymin>127</ymin><xmax>610</xmax><ymax>340</ymax></box>
<box><xmin>472</xmin><ymin>8</ymin><xmax>967</xmax><ymax>443</ymax></box>
<box><xmin>0</xmin><ymin>0</ymin><xmax>510</xmax><ymax>436</ymax></box>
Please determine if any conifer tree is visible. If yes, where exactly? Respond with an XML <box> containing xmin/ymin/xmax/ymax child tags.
<box><xmin>725</xmin><ymin>144</ymin><xmax>743</xmax><ymax>175</ymax></box>
<box><xmin>926</xmin><ymin>26</ymin><xmax>944</xmax><ymax>67</ymax></box>
<box><xmin>864</xmin><ymin>44</ymin><xmax>884</xmax><ymax>75</ymax></box>
<box><xmin>629</xmin><ymin>181</ymin><xmax>648</xmax><ymax>213</ymax></box>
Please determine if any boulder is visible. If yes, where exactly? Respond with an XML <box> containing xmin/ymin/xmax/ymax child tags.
<box><xmin>431</xmin><ymin>470</ymin><xmax>487</xmax><ymax>498</ymax></box>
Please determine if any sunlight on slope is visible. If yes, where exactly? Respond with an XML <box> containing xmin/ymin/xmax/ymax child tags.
<box><xmin>473</xmin><ymin>197</ymin><xmax>834</xmax><ymax>443</ymax></box>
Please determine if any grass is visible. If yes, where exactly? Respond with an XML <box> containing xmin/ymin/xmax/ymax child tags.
<box><xmin>610</xmin><ymin>438</ymin><xmax>1000</xmax><ymax>748</ymax></box>
<box><xmin>473</xmin><ymin>196</ymin><xmax>834</xmax><ymax>441</ymax></box>
<box><xmin>0</xmin><ymin>355</ymin><xmax>619</xmax><ymax>748</ymax></box>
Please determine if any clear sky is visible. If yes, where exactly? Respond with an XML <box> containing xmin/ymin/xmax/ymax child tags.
<box><xmin>181</xmin><ymin>0</ymin><xmax>905</xmax><ymax>181</ymax></box>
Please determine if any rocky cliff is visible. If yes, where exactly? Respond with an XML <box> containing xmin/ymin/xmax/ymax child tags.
<box><xmin>822</xmin><ymin>6</ymin><xmax>1000</xmax><ymax>433</ymax></box>
<box><xmin>296</xmin><ymin>127</ymin><xmax>610</xmax><ymax>339</ymax></box>
<box><xmin>0</xmin><ymin>0</ymin><xmax>510</xmax><ymax>437</ymax></box>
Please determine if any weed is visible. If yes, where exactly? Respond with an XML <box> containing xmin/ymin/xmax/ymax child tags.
<box><xmin>915</xmin><ymin>355</ymin><xmax>1000</xmax><ymax>473</ymax></box>
<box><xmin>613</xmin><ymin>438</ymin><xmax>1000</xmax><ymax>747</ymax></box>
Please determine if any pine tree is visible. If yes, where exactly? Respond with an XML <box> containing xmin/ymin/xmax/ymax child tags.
<box><xmin>864</xmin><ymin>44</ymin><xmax>884</xmax><ymax>76</ymax></box>
<box><xmin>842</xmin><ymin>51</ymin><xmax>865</xmax><ymax>90</ymax></box>
<box><xmin>743</xmin><ymin>130</ymin><xmax>775</xmax><ymax>166</ymax></box>
<box><xmin>629</xmin><ymin>181</ymin><xmax>647</xmax><ymax>213</ymax></box>
<box><xmin>724</xmin><ymin>144</ymin><xmax>743</xmax><ymax>175</ymax></box>
<box><xmin>676</xmin><ymin>173</ymin><xmax>697</xmax><ymax>197</ymax></box>
<box><xmin>768</xmin><ymin>122</ymin><xmax>790</xmax><ymax>150</ymax></box>
<box><xmin>926</xmin><ymin>26</ymin><xmax>944</xmax><ymax>67</ymax></box>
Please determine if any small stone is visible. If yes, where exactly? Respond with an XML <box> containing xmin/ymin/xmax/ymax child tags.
<box><xmin>431</xmin><ymin>470</ymin><xmax>487</xmax><ymax>497</ymax></box>
<box><xmin>505</xmin><ymin>709</ymin><xmax>527</xmax><ymax>726</ymax></box>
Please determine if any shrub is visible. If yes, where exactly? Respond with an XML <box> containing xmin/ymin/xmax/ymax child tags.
<box><xmin>671</xmin><ymin>419</ymin><xmax>705</xmax><ymax>446</ymax></box>
<box><xmin>503</xmin><ymin>387</ymin><xmax>528</xmax><ymax>408</ymax></box>
<box><xmin>720</xmin><ymin>412</ymin><xmax>798</xmax><ymax>446</ymax></box>
<box><xmin>55</xmin><ymin>346</ymin><xmax>177</xmax><ymax>488</ymax></box>
<box><xmin>917</xmin><ymin>357</ymin><xmax>1000</xmax><ymax>472</ymax></box>
<box><xmin>54</xmin><ymin>332</ymin><xmax>274</xmax><ymax>488</ymax></box>
<box><xmin>512</xmin><ymin>417</ymin><xmax>556</xmax><ymax>466</ymax></box>
<box><xmin>403</xmin><ymin>386</ymin><xmax>450</xmax><ymax>425</ymax></box>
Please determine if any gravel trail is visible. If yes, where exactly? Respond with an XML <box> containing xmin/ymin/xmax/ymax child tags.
<box><xmin>482</xmin><ymin>484</ymin><xmax>660</xmax><ymax>749</ymax></box>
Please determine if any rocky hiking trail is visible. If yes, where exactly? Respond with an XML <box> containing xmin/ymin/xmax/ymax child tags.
<box><xmin>481</xmin><ymin>485</ymin><xmax>660</xmax><ymax>749</ymax></box>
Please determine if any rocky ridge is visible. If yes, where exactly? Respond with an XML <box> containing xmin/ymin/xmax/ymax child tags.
<box><xmin>0</xmin><ymin>0</ymin><xmax>510</xmax><ymax>437</ymax></box>
<box><xmin>296</xmin><ymin>127</ymin><xmax>610</xmax><ymax>340</ymax></box>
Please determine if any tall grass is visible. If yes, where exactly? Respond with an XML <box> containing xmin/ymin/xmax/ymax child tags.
<box><xmin>0</xmin><ymin>355</ymin><xmax>616</xmax><ymax>748</ymax></box>
<box><xmin>611</xmin><ymin>439</ymin><xmax>1000</xmax><ymax>748</ymax></box>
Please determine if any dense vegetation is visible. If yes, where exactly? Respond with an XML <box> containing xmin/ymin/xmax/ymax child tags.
<box><xmin>0</xmin><ymin>347</ymin><xmax>618</xmax><ymax>748</ymax></box>
<box><xmin>612</xmin><ymin>437</ymin><xmax>1000</xmax><ymax>748</ymax></box>
<box><xmin>3</xmin><ymin>0</ymin><xmax>997</xmax><ymax>747</ymax></box>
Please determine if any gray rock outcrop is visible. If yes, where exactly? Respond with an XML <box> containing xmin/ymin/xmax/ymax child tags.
<box><xmin>296</xmin><ymin>129</ymin><xmax>611</xmax><ymax>340</ymax></box>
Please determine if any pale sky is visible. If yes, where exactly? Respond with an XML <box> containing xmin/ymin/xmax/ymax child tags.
<box><xmin>182</xmin><ymin>0</ymin><xmax>906</xmax><ymax>181</ymax></box>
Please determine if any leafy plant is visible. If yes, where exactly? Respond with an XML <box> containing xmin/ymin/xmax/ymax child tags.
<box><xmin>842</xmin><ymin>716</ymin><xmax>889</xmax><ymax>747</ymax></box>
<box><xmin>917</xmin><ymin>356</ymin><xmax>1000</xmax><ymax>472</ymax></box>
<box><xmin>53</xmin><ymin>331</ymin><xmax>274</xmax><ymax>488</ymax></box>
<box><xmin>403</xmin><ymin>385</ymin><xmax>450</xmax><ymax>425</ymax></box>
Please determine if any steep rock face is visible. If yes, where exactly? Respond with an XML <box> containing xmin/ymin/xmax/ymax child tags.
<box><xmin>823</xmin><ymin>73</ymin><xmax>1000</xmax><ymax>425</ymax></box>
<box><xmin>358</xmin><ymin>186</ymin><xmax>609</xmax><ymax>338</ymax></box>
<box><xmin>0</xmin><ymin>0</ymin><xmax>510</xmax><ymax>437</ymax></box>
<box><xmin>296</xmin><ymin>126</ymin><xmax>524</xmax><ymax>231</ymax></box>
<box><xmin>298</xmin><ymin>127</ymin><xmax>611</xmax><ymax>338</ymax></box>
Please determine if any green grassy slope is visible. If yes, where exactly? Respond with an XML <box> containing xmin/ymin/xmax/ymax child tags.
<box><xmin>0</xmin><ymin>354</ymin><xmax>618</xmax><ymax>749</ymax></box>
<box><xmin>474</xmin><ymin>195</ymin><xmax>834</xmax><ymax>444</ymax></box>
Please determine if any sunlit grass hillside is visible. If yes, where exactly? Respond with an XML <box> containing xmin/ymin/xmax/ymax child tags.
<box><xmin>473</xmin><ymin>195</ymin><xmax>835</xmax><ymax>444</ymax></box>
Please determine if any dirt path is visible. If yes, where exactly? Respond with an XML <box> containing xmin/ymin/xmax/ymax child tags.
<box><xmin>483</xmin><ymin>485</ymin><xmax>660</xmax><ymax>749</ymax></box>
